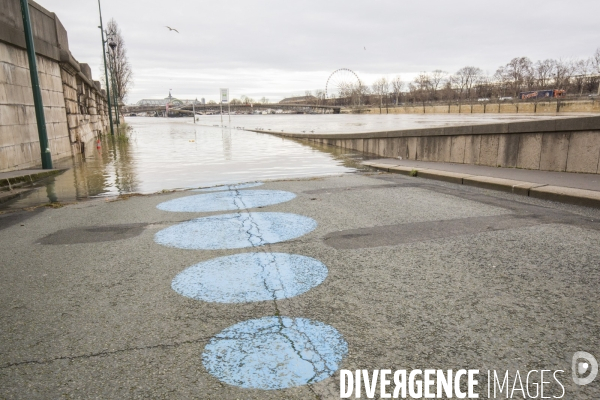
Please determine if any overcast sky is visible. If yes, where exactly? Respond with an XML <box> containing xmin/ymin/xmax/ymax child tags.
<box><xmin>40</xmin><ymin>0</ymin><xmax>599</xmax><ymax>104</ymax></box>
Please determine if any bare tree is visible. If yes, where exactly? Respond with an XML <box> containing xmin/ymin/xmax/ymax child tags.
<box><xmin>314</xmin><ymin>89</ymin><xmax>325</xmax><ymax>106</ymax></box>
<box><xmin>429</xmin><ymin>70</ymin><xmax>448</xmax><ymax>99</ymax></box>
<box><xmin>534</xmin><ymin>59</ymin><xmax>554</xmax><ymax>89</ymax></box>
<box><xmin>354</xmin><ymin>83</ymin><xmax>369</xmax><ymax>107</ymax></box>
<box><xmin>594</xmin><ymin>48</ymin><xmax>600</xmax><ymax>95</ymax></box>
<box><xmin>593</xmin><ymin>48</ymin><xmax>600</xmax><ymax>73</ymax></box>
<box><xmin>440</xmin><ymin>78</ymin><xmax>456</xmax><ymax>101</ymax></box>
<box><xmin>474</xmin><ymin>74</ymin><xmax>493</xmax><ymax>98</ymax></box>
<box><xmin>371</xmin><ymin>77</ymin><xmax>389</xmax><ymax>111</ymax></box>
<box><xmin>496</xmin><ymin>57</ymin><xmax>533</xmax><ymax>96</ymax></box>
<box><xmin>552</xmin><ymin>58</ymin><xmax>574</xmax><ymax>90</ymax></box>
<box><xmin>455</xmin><ymin>66</ymin><xmax>482</xmax><ymax>99</ymax></box>
<box><xmin>391</xmin><ymin>76</ymin><xmax>403</xmax><ymax>105</ymax></box>
<box><xmin>105</xmin><ymin>19</ymin><xmax>133</xmax><ymax>103</ymax></box>
<box><xmin>413</xmin><ymin>73</ymin><xmax>431</xmax><ymax>102</ymax></box>
<box><xmin>240</xmin><ymin>95</ymin><xmax>255</xmax><ymax>105</ymax></box>
<box><xmin>572</xmin><ymin>59</ymin><xmax>590</xmax><ymax>95</ymax></box>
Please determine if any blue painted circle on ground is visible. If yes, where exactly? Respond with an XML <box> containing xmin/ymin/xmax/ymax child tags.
<box><xmin>172</xmin><ymin>253</ymin><xmax>328</xmax><ymax>303</ymax></box>
<box><xmin>194</xmin><ymin>182</ymin><xmax>264</xmax><ymax>192</ymax></box>
<box><xmin>154</xmin><ymin>212</ymin><xmax>317</xmax><ymax>250</ymax></box>
<box><xmin>202</xmin><ymin>316</ymin><xmax>348</xmax><ymax>389</ymax></box>
<box><xmin>156</xmin><ymin>190</ymin><xmax>295</xmax><ymax>212</ymax></box>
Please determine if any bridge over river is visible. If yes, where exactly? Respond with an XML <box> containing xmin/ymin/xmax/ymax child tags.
<box><xmin>123</xmin><ymin>103</ymin><xmax>341</xmax><ymax>115</ymax></box>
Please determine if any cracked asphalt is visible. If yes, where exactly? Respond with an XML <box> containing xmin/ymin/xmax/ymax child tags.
<box><xmin>1</xmin><ymin>171</ymin><xmax>600</xmax><ymax>399</ymax></box>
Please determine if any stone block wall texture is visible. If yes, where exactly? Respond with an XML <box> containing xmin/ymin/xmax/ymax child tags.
<box><xmin>362</xmin><ymin>100</ymin><xmax>600</xmax><ymax>115</ymax></box>
<box><xmin>301</xmin><ymin>120</ymin><xmax>600</xmax><ymax>174</ymax></box>
<box><xmin>0</xmin><ymin>0</ymin><xmax>109</xmax><ymax>172</ymax></box>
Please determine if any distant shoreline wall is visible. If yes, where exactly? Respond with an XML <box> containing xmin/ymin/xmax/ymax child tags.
<box><xmin>353</xmin><ymin>99</ymin><xmax>600</xmax><ymax>115</ymax></box>
<box><xmin>0</xmin><ymin>0</ymin><xmax>109</xmax><ymax>172</ymax></box>
<box><xmin>255</xmin><ymin>116</ymin><xmax>600</xmax><ymax>174</ymax></box>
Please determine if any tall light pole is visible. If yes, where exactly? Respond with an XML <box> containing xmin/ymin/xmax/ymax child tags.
<box><xmin>108</xmin><ymin>39</ymin><xmax>120</xmax><ymax>128</ymax></box>
<box><xmin>193</xmin><ymin>98</ymin><xmax>197</xmax><ymax>124</ymax></box>
<box><xmin>98</xmin><ymin>0</ymin><xmax>114</xmax><ymax>135</ymax></box>
<box><xmin>20</xmin><ymin>0</ymin><xmax>52</xmax><ymax>168</ymax></box>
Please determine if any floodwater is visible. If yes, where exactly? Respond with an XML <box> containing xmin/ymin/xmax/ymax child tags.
<box><xmin>3</xmin><ymin>113</ymin><xmax>583</xmax><ymax>209</ymax></box>
<box><xmin>199</xmin><ymin>112</ymin><xmax>583</xmax><ymax>134</ymax></box>
<box><xmin>2</xmin><ymin>117</ymin><xmax>370</xmax><ymax>209</ymax></box>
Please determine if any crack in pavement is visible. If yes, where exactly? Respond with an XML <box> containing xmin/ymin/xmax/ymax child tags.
<box><xmin>207</xmin><ymin>189</ymin><xmax>334</xmax><ymax>388</ymax></box>
<box><xmin>205</xmin><ymin>317</ymin><xmax>345</xmax><ymax>390</ymax></box>
<box><xmin>0</xmin><ymin>336</ymin><xmax>213</xmax><ymax>370</ymax></box>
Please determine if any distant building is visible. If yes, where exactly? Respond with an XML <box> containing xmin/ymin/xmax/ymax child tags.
<box><xmin>279</xmin><ymin>95</ymin><xmax>317</xmax><ymax>105</ymax></box>
<box><xmin>201</xmin><ymin>98</ymin><xmax>205</xmax><ymax>105</ymax></box>
<box><xmin>136</xmin><ymin>91</ymin><xmax>199</xmax><ymax>106</ymax></box>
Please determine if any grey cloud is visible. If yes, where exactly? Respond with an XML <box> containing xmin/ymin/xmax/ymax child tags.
<box><xmin>41</xmin><ymin>0</ymin><xmax>599</xmax><ymax>102</ymax></box>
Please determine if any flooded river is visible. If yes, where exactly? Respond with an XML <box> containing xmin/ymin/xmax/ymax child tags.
<box><xmin>3</xmin><ymin>117</ymin><xmax>370</xmax><ymax>209</ymax></box>
<box><xmin>3</xmin><ymin>113</ymin><xmax>580</xmax><ymax>209</ymax></box>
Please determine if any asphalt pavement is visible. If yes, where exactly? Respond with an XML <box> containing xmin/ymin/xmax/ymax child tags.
<box><xmin>1</xmin><ymin>171</ymin><xmax>599</xmax><ymax>399</ymax></box>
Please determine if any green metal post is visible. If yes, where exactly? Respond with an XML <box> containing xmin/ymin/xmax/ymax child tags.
<box><xmin>20</xmin><ymin>0</ymin><xmax>52</xmax><ymax>169</ymax></box>
<box><xmin>98</xmin><ymin>0</ymin><xmax>114</xmax><ymax>135</ymax></box>
<box><xmin>108</xmin><ymin>49</ymin><xmax>120</xmax><ymax>127</ymax></box>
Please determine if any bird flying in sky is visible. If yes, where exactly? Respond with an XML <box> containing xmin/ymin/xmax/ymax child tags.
<box><xmin>165</xmin><ymin>26</ymin><xmax>179</xmax><ymax>33</ymax></box>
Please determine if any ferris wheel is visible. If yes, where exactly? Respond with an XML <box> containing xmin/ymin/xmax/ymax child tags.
<box><xmin>325</xmin><ymin>68</ymin><xmax>362</xmax><ymax>99</ymax></box>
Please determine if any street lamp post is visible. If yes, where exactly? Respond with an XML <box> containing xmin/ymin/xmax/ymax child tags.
<box><xmin>193</xmin><ymin>98</ymin><xmax>197</xmax><ymax>124</ymax></box>
<box><xmin>19</xmin><ymin>0</ymin><xmax>52</xmax><ymax>169</ymax></box>
<box><xmin>107</xmin><ymin>39</ymin><xmax>120</xmax><ymax>128</ymax></box>
<box><xmin>98</xmin><ymin>0</ymin><xmax>114</xmax><ymax>135</ymax></box>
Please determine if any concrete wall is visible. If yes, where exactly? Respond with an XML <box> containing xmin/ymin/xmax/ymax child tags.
<box><xmin>261</xmin><ymin>116</ymin><xmax>600</xmax><ymax>174</ymax></box>
<box><xmin>0</xmin><ymin>0</ymin><xmax>108</xmax><ymax>172</ymax></box>
<box><xmin>358</xmin><ymin>100</ymin><xmax>600</xmax><ymax>115</ymax></box>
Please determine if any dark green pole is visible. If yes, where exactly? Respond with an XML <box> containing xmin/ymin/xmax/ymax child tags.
<box><xmin>98</xmin><ymin>0</ymin><xmax>114</xmax><ymax>135</ymax></box>
<box><xmin>108</xmin><ymin>48</ymin><xmax>120</xmax><ymax>126</ymax></box>
<box><xmin>20</xmin><ymin>0</ymin><xmax>52</xmax><ymax>169</ymax></box>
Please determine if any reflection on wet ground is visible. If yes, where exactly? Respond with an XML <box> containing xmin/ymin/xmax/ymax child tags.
<box><xmin>2</xmin><ymin>117</ymin><xmax>371</xmax><ymax>209</ymax></box>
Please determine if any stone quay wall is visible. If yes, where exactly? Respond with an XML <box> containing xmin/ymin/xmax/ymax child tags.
<box><xmin>0</xmin><ymin>0</ymin><xmax>109</xmax><ymax>172</ymax></box>
<box><xmin>255</xmin><ymin>116</ymin><xmax>600</xmax><ymax>174</ymax></box>
<box><xmin>356</xmin><ymin>100</ymin><xmax>600</xmax><ymax>115</ymax></box>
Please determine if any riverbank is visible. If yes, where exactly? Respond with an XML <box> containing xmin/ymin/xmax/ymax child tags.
<box><xmin>348</xmin><ymin>98</ymin><xmax>600</xmax><ymax>114</ymax></box>
<box><xmin>252</xmin><ymin>115</ymin><xmax>600</xmax><ymax>175</ymax></box>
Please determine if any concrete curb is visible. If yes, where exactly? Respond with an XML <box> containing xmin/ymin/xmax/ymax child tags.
<box><xmin>529</xmin><ymin>185</ymin><xmax>600</xmax><ymax>208</ymax></box>
<box><xmin>418</xmin><ymin>170</ymin><xmax>473</xmax><ymax>185</ymax></box>
<box><xmin>0</xmin><ymin>169</ymin><xmax>65</xmax><ymax>190</ymax></box>
<box><xmin>363</xmin><ymin>162</ymin><xmax>600</xmax><ymax>208</ymax></box>
<box><xmin>463</xmin><ymin>176</ymin><xmax>547</xmax><ymax>196</ymax></box>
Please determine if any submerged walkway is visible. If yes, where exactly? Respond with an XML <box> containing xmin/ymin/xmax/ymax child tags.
<box><xmin>364</xmin><ymin>158</ymin><xmax>600</xmax><ymax>208</ymax></box>
<box><xmin>0</xmin><ymin>169</ymin><xmax>65</xmax><ymax>204</ymax></box>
